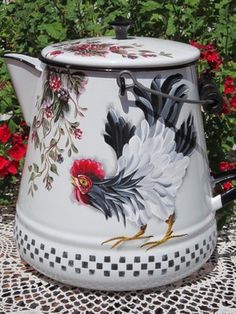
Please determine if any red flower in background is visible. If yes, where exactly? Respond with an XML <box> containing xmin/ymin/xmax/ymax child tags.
<box><xmin>190</xmin><ymin>41</ymin><xmax>222</xmax><ymax>70</ymax></box>
<box><xmin>0</xmin><ymin>156</ymin><xmax>19</xmax><ymax>177</ymax></box>
<box><xmin>223</xmin><ymin>181</ymin><xmax>233</xmax><ymax>191</ymax></box>
<box><xmin>219</xmin><ymin>161</ymin><xmax>236</xmax><ymax>171</ymax></box>
<box><xmin>218</xmin><ymin>161</ymin><xmax>236</xmax><ymax>192</ymax></box>
<box><xmin>8</xmin><ymin>143</ymin><xmax>27</xmax><ymax>161</ymax></box>
<box><xmin>0</xmin><ymin>123</ymin><xmax>11</xmax><ymax>143</ymax></box>
<box><xmin>12</xmin><ymin>133</ymin><xmax>23</xmax><ymax>145</ymax></box>
<box><xmin>224</xmin><ymin>76</ymin><xmax>235</xmax><ymax>95</ymax></box>
<box><xmin>231</xmin><ymin>96</ymin><xmax>236</xmax><ymax>108</ymax></box>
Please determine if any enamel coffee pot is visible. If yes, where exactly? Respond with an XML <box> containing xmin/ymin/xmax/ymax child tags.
<box><xmin>4</xmin><ymin>19</ymin><xmax>236</xmax><ymax>291</ymax></box>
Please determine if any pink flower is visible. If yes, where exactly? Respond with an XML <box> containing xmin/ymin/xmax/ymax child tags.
<box><xmin>44</xmin><ymin>106</ymin><xmax>53</xmax><ymax>119</ymax></box>
<box><xmin>50</xmin><ymin>50</ymin><xmax>64</xmax><ymax>56</ymax></box>
<box><xmin>49</xmin><ymin>76</ymin><xmax>61</xmax><ymax>91</ymax></box>
<box><xmin>73</xmin><ymin>128</ymin><xmax>83</xmax><ymax>139</ymax></box>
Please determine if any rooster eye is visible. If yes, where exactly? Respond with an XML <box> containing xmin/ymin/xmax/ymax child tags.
<box><xmin>79</xmin><ymin>178</ymin><xmax>88</xmax><ymax>186</ymax></box>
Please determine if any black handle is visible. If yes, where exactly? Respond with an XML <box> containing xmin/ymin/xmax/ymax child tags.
<box><xmin>117</xmin><ymin>70</ymin><xmax>214</xmax><ymax>105</ymax></box>
<box><xmin>198</xmin><ymin>78</ymin><xmax>224</xmax><ymax>114</ymax></box>
<box><xmin>212</xmin><ymin>169</ymin><xmax>236</xmax><ymax>207</ymax></box>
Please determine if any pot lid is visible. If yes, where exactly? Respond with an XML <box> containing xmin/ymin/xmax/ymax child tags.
<box><xmin>41</xmin><ymin>36</ymin><xmax>200</xmax><ymax>69</ymax></box>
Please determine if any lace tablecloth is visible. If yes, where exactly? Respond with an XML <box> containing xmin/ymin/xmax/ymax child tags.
<box><xmin>0</xmin><ymin>206</ymin><xmax>235</xmax><ymax>314</ymax></box>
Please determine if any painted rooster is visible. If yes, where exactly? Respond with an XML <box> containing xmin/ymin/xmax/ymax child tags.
<box><xmin>71</xmin><ymin>74</ymin><xmax>196</xmax><ymax>249</ymax></box>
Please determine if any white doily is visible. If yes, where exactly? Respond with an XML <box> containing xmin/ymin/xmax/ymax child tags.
<box><xmin>0</xmin><ymin>206</ymin><xmax>235</xmax><ymax>314</ymax></box>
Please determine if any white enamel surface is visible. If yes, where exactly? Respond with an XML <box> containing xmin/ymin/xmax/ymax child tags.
<box><xmin>14</xmin><ymin>64</ymin><xmax>218</xmax><ymax>290</ymax></box>
<box><xmin>41</xmin><ymin>37</ymin><xmax>200</xmax><ymax>68</ymax></box>
<box><xmin>4</xmin><ymin>54</ymin><xmax>44</xmax><ymax>125</ymax></box>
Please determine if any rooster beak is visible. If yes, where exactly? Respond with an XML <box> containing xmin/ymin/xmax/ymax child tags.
<box><xmin>71</xmin><ymin>176</ymin><xmax>79</xmax><ymax>187</ymax></box>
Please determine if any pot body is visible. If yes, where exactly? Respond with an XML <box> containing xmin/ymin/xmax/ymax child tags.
<box><xmin>15</xmin><ymin>64</ymin><xmax>217</xmax><ymax>290</ymax></box>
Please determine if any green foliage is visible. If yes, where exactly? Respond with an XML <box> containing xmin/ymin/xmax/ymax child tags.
<box><xmin>0</xmin><ymin>0</ymin><xmax>235</xmax><ymax>223</ymax></box>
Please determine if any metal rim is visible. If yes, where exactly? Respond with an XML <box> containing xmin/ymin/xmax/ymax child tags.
<box><xmin>39</xmin><ymin>54</ymin><xmax>198</xmax><ymax>72</ymax></box>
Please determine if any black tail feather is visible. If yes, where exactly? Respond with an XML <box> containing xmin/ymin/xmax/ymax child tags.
<box><xmin>104</xmin><ymin>111</ymin><xmax>135</xmax><ymax>158</ymax></box>
<box><xmin>134</xmin><ymin>73</ymin><xmax>188</xmax><ymax>129</ymax></box>
<box><xmin>175</xmin><ymin>115</ymin><xmax>196</xmax><ymax>156</ymax></box>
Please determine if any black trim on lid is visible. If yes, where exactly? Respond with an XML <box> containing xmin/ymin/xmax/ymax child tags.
<box><xmin>39</xmin><ymin>54</ymin><xmax>198</xmax><ymax>72</ymax></box>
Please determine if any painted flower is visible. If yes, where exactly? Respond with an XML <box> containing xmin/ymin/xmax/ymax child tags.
<box><xmin>58</xmin><ymin>88</ymin><xmax>69</xmax><ymax>103</ymax></box>
<box><xmin>109</xmin><ymin>46</ymin><xmax>120</xmax><ymax>53</ymax></box>
<box><xmin>57</xmin><ymin>154</ymin><xmax>64</xmax><ymax>164</ymax></box>
<box><xmin>73</xmin><ymin>128</ymin><xmax>83</xmax><ymax>139</ymax></box>
<box><xmin>44</xmin><ymin>106</ymin><xmax>53</xmax><ymax>119</ymax></box>
<box><xmin>69</xmin><ymin>43</ymin><xmax>108</xmax><ymax>57</ymax></box>
<box><xmin>49</xmin><ymin>76</ymin><xmax>61</xmax><ymax>91</ymax></box>
<box><xmin>8</xmin><ymin>143</ymin><xmax>27</xmax><ymax>161</ymax></box>
<box><xmin>71</xmin><ymin>159</ymin><xmax>105</xmax><ymax>204</ymax></box>
<box><xmin>0</xmin><ymin>123</ymin><xmax>11</xmax><ymax>143</ymax></box>
<box><xmin>50</xmin><ymin>50</ymin><xmax>64</xmax><ymax>57</ymax></box>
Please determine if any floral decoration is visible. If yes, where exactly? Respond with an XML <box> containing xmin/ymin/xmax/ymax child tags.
<box><xmin>48</xmin><ymin>39</ymin><xmax>173</xmax><ymax>60</ymax></box>
<box><xmin>28</xmin><ymin>67</ymin><xmax>87</xmax><ymax>196</ymax></box>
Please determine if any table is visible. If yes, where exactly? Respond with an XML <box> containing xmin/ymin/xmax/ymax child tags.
<box><xmin>0</xmin><ymin>205</ymin><xmax>235</xmax><ymax>314</ymax></box>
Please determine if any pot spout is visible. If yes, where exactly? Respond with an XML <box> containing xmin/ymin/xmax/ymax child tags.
<box><xmin>4</xmin><ymin>53</ymin><xmax>44</xmax><ymax>125</ymax></box>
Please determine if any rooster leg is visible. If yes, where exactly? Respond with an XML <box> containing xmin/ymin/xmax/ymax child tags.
<box><xmin>101</xmin><ymin>224</ymin><xmax>153</xmax><ymax>249</ymax></box>
<box><xmin>141</xmin><ymin>214</ymin><xmax>187</xmax><ymax>251</ymax></box>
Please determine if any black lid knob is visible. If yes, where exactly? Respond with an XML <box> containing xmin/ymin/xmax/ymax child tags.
<box><xmin>110</xmin><ymin>17</ymin><xmax>131</xmax><ymax>40</ymax></box>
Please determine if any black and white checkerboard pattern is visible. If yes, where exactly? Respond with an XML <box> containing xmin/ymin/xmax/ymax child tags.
<box><xmin>15</xmin><ymin>221</ymin><xmax>217</xmax><ymax>282</ymax></box>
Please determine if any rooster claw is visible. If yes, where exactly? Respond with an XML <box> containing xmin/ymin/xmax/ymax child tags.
<box><xmin>102</xmin><ymin>235</ymin><xmax>153</xmax><ymax>249</ymax></box>
<box><xmin>101</xmin><ymin>225</ymin><xmax>153</xmax><ymax>249</ymax></box>
<box><xmin>141</xmin><ymin>233</ymin><xmax>187</xmax><ymax>251</ymax></box>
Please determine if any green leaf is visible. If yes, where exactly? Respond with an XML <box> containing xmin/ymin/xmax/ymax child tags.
<box><xmin>65</xmin><ymin>138</ymin><xmax>70</xmax><ymax>147</ymax></box>
<box><xmin>33</xmin><ymin>163</ymin><xmax>39</xmax><ymax>172</ymax></box>
<box><xmin>43</xmin><ymin>22</ymin><xmax>66</xmax><ymax>40</ymax></box>
<box><xmin>41</xmin><ymin>154</ymin><xmax>44</xmax><ymax>163</ymax></box>
<box><xmin>28</xmin><ymin>172</ymin><xmax>35</xmax><ymax>182</ymax></box>
<box><xmin>50</xmin><ymin>138</ymin><xmax>57</xmax><ymax>146</ymax></box>
<box><xmin>71</xmin><ymin>144</ymin><xmax>78</xmax><ymax>153</ymax></box>
<box><xmin>68</xmin><ymin>148</ymin><xmax>72</xmax><ymax>157</ymax></box>
<box><xmin>50</xmin><ymin>163</ymin><xmax>58</xmax><ymax>175</ymax></box>
<box><xmin>60</xmin><ymin>128</ymin><xmax>65</xmax><ymax>135</ymax></box>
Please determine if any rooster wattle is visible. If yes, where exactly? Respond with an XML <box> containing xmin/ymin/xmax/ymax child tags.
<box><xmin>71</xmin><ymin>73</ymin><xmax>196</xmax><ymax>249</ymax></box>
